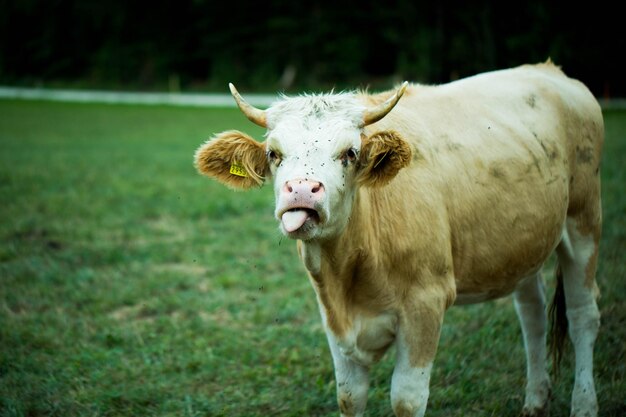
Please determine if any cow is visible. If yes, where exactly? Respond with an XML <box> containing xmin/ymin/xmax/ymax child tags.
<box><xmin>194</xmin><ymin>60</ymin><xmax>603</xmax><ymax>417</ymax></box>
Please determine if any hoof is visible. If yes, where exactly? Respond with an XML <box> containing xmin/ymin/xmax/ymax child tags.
<box><xmin>520</xmin><ymin>404</ymin><xmax>549</xmax><ymax>417</ymax></box>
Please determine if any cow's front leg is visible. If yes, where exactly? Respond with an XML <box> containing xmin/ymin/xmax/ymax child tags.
<box><xmin>391</xmin><ymin>290</ymin><xmax>448</xmax><ymax>417</ymax></box>
<box><xmin>326</xmin><ymin>331</ymin><xmax>370</xmax><ymax>417</ymax></box>
<box><xmin>391</xmin><ymin>339</ymin><xmax>433</xmax><ymax>417</ymax></box>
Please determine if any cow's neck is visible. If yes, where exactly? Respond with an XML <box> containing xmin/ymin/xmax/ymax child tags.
<box><xmin>300</xmin><ymin>189</ymin><xmax>372</xmax><ymax>275</ymax></box>
<box><xmin>298</xmin><ymin>190</ymin><xmax>382</xmax><ymax>337</ymax></box>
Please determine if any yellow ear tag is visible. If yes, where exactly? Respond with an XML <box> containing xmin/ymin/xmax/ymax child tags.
<box><xmin>229</xmin><ymin>162</ymin><xmax>248</xmax><ymax>177</ymax></box>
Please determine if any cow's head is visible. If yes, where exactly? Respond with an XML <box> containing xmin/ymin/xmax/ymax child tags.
<box><xmin>195</xmin><ymin>83</ymin><xmax>412</xmax><ymax>241</ymax></box>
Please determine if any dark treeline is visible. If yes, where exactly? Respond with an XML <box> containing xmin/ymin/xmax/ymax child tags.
<box><xmin>1</xmin><ymin>0</ymin><xmax>622</xmax><ymax>97</ymax></box>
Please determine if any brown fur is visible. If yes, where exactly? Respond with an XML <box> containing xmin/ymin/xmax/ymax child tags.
<box><xmin>357</xmin><ymin>130</ymin><xmax>413</xmax><ymax>187</ymax></box>
<box><xmin>194</xmin><ymin>130</ymin><xmax>268</xmax><ymax>189</ymax></box>
<box><xmin>308</xmin><ymin>168</ymin><xmax>456</xmax><ymax>366</ymax></box>
<box><xmin>353</xmin><ymin>63</ymin><xmax>603</xmax><ymax>306</ymax></box>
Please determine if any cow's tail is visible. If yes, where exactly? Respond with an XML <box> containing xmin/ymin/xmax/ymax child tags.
<box><xmin>548</xmin><ymin>264</ymin><xmax>568</xmax><ymax>378</ymax></box>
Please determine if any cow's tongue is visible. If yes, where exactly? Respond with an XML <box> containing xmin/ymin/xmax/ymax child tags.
<box><xmin>281</xmin><ymin>210</ymin><xmax>309</xmax><ymax>233</ymax></box>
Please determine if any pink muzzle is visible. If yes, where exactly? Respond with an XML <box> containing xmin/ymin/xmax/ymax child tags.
<box><xmin>278</xmin><ymin>179</ymin><xmax>325</xmax><ymax>233</ymax></box>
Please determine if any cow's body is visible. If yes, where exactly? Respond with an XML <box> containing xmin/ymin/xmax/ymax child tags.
<box><xmin>350</xmin><ymin>62</ymin><xmax>601</xmax><ymax>308</ymax></box>
<box><xmin>195</xmin><ymin>61</ymin><xmax>603</xmax><ymax>417</ymax></box>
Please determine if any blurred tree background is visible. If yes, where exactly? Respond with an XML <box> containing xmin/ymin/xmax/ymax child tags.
<box><xmin>0</xmin><ymin>0</ymin><xmax>622</xmax><ymax>97</ymax></box>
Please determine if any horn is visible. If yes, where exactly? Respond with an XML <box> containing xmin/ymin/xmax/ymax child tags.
<box><xmin>361</xmin><ymin>81</ymin><xmax>408</xmax><ymax>127</ymax></box>
<box><xmin>229</xmin><ymin>83</ymin><xmax>267</xmax><ymax>128</ymax></box>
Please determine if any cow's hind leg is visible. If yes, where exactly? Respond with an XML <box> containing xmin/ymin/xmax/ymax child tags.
<box><xmin>555</xmin><ymin>218</ymin><xmax>601</xmax><ymax>417</ymax></box>
<box><xmin>514</xmin><ymin>272</ymin><xmax>551</xmax><ymax>416</ymax></box>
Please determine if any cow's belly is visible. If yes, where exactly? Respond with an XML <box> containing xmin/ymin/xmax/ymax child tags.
<box><xmin>453</xmin><ymin>264</ymin><xmax>546</xmax><ymax>306</ymax></box>
<box><xmin>450</xmin><ymin>184</ymin><xmax>566</xmax><ymax>300</ymax></box>
<box><xmin>334</xmin><ymin>312</ymin><xmax>397</xmax><ymax>366</ymax></box>
<box><xmin>453</xmin><ymin>292</ymin><xmax>494</xmax><ymax>305</ymax></box>
<box><xmin>436</xmin><ymin>204</ymin><xmax>562</xmax><ymax>305</ymax></box>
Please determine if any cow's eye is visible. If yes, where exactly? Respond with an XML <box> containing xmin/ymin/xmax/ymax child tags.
<box><xmin>267</xmin><ymin>149</ymin><xmax>281</xmax><ymax>164</ymax></box>
<box><xmin>341</xmin><ymin>148</ymin><xmax>358</xmax><ymax>166</ymax></box>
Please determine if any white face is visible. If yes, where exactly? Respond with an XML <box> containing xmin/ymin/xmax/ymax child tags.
<box><xmin>265</xmin><ymin>94</ymin><xmax>366</xmax><ymax>241</ymax></box>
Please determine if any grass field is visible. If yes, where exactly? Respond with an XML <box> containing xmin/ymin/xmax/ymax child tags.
<box><xmin>0</xmin><ymin>99</ymin><xmax>624</xmax><ymax>417</ymax></box>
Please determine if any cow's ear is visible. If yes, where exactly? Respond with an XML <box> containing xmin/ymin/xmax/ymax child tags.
<box><xmin>357</xmin><ymin>130</ymin><xmax>412</xmax><ymax>187</ymax></box>
<box><xmin>194</xmin><ymin>130</ymin><xmax>268</xmax><ymax>190</ymax></box>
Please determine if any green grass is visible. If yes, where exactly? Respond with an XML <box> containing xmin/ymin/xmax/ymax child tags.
<box><xmin>0</xmin><ymin>100</ymin><xmax>624</xmax><ymax>417</ymax></box>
